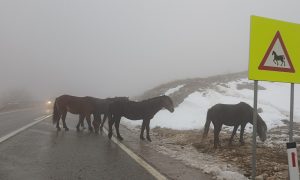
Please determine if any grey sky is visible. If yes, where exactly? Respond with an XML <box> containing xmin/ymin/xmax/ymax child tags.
<box><xmin>1</xmin><ymin>0</ymin><xmax>300</xmax><ymax>100</ymax></box>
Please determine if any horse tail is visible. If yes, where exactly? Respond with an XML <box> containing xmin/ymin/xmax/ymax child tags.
<box><xmin>202</xmin><ymin>108</ymin><xmax>212</xmax><ymax>139</ymax></box>
<box><xmin>52</xmin><ymin>98</ymin><xmax>60</xmax><ymax>124</ymax></box>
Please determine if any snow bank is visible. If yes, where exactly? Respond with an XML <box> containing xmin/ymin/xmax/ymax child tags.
<box><xmin>123</xmin><ymin>78</ymin><xmax>300</xmax><ymax>133</ymax></box>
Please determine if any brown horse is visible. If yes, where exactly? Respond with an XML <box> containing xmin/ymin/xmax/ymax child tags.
<box><xmin>107</xmin><ymin>95</ymin><xmax>174</xmax><ymax>141</ymax></box>
<box><xmin>83</xmin><ymin>96</ymin><xmax>129</xmax><ymax>133</ymax></box>
<box><xmin>202</xmin><ymin>102</ymin><xmax>267</xmax><ymax>148</ymax></box>
<box><xmin>52</xmin><ymin>95</ymin><xmax>129</xmax><ymax>133</ymax></box>
<box><xmin>52</xmin><ymin>95</ymin><xmax>98</xmax><ymax>132</ymax></box>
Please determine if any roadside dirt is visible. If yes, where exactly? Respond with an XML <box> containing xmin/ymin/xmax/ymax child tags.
<box><xmin>149</xmin><ymin>124</ymin><xmax>298</xmax><ymax>180</ymax></box>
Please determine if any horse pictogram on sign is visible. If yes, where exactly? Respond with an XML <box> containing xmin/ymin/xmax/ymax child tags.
<box><xmin>258</xmin><ymin>31</ymin><xmax>295</xmax><ymax>73</ymax></box>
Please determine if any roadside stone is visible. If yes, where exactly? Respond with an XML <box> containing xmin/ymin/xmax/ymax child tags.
<box><xmin>255</xmin><ymin>174</ymin><xmax>264</xmax><ymax>180</ymax></box>
<box><xmin>266</xmin><ymin>176</ymin><xmax>277</xmax><ymax>180</ymax></box>
<box><xmin>273</xmin><ymin>166</ymin><xmax>279</xmax><ymax>172</ymax></box>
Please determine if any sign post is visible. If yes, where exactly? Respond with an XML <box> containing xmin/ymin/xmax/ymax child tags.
<box><xmin>289</xmin><ymin>83</ymin><xmax>294</xmax><ymax>142</ymax></box>
<box><xmin>249</xmin><ymin>16</ymin><xmax>300</xmax><ymax>179</ymax></box>
<box><xmin>252</xmin><ymin>80</ymin><xmax>258</xmax><ymax>178</ymax></box>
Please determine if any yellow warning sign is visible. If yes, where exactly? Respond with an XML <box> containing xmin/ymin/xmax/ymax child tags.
<box><xmin>249</xmin><ymin>16</ymin><xmax>300</xmax><ymax>83</ymax></box>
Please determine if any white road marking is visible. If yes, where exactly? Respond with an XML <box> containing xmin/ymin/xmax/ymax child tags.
<box><xmin>0</xmin><ymin>114</ymin><xmax>52</xmax><ymax>143</ymax></box>
<box><xmin>102</xmin><ymin>128</ymin><xmax>167</xmax><ymax>180</ymax></box>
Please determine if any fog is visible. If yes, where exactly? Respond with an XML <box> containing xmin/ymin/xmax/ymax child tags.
<box><xmin>1</xmin><ymin>0</ymin><xmax>300</xmax><ymax>101</ymax></box>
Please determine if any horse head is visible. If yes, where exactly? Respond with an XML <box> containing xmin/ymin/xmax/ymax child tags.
<box><xmin>257</xmin><ymin>114</ymin><xmax>267</xmax><ymax>142</ymax></box>
<box><xmin>162</xmin><ymin>95</ymin><xmax>174</xmax><ymax>113</ymax></box>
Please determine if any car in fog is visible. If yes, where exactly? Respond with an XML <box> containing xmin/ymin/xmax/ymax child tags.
<box><xmin>45</xmin><ymin>99</ymin><xmax>53</xmax><ymax>110</ymax></box>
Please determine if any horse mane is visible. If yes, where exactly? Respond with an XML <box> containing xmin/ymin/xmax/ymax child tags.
<box><xmin>257</xmin><ymin>113</ymin><xmax>267</xmax><ymax>127</ymax></box>
<box><xmin>240</xmin><ymin>102</ymin><xmax>266</xmax><ymax>124</ymax></box>
<box><xmin>140</xmin><ymin>95</ymin><xmax>170</xmax><ymax>103</ymax></box>
<box><xmin>239</xmin><ymin>102</ymin><xmax>267</xmax><ymax>130</ymax></box>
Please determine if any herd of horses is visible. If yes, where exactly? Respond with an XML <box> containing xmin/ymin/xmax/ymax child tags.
<box><xmin>52</xmin><ymin>94</ymin><xmax>267</xmax><ymax>148</ymax></box>
<box><xmin>52</xmin><ymin>95</ymin><xmax>174</xmax><ymax>142</ymax></box>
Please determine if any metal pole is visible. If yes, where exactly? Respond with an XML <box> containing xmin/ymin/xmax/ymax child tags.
<box><xmin>289</xmin><ymin>83</ymin><xmax>294</xmax><ymax>142</ymax></box>
<box><xmin>252</xmin><ymin>80</ymin><xmax>258</xmax><ymax>180</ymax></box>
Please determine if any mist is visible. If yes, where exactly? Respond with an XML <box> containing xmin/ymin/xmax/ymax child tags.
<box><xmin>1</xmin><ymin>0</ymin><xmax>300</xmax><ymax>101</ymax></box>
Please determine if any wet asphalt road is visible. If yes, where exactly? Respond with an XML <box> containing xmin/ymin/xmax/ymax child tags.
<box><xmin>0</xmin><ymin>108</ymin><xmax>48</xmax><ymax>137</ymax></box>
<box><xmin>0</xmin><ymin>108</ymin><xmax>156</xmax><ymax>180</ymax></box>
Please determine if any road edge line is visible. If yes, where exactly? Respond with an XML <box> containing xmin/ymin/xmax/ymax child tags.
<box><xmin>102</xmin><ymin>128</ymin><xmax>167</xmax><ymax>180</ymax></box>
<box><xmin>0</xmin><ymin>114</ymin><xmax>52</xmax><ymax>143</ymax></box>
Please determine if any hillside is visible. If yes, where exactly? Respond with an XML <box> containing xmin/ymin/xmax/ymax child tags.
<box><xmin>137</xmin><ymin>71</ymin><xmax>264</xmax><ymax>107</ymax></box>
<box><xmin>122</xmin><ymin>71</ymin><xmax>300</xmax><ymax>180</ymax></box>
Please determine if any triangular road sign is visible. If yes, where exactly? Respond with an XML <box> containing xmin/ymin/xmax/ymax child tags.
<box><xmin>258</xmin><ymin>31</ymin><xmax>295</xmax><ymax>73</ymax></box>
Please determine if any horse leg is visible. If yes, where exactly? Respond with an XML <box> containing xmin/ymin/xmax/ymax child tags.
<box><xmin>140</xmin><ymin>120</ymin><xmax>146</xmax><ymax>140</ymax></box>
<box><xmin>100</xmin><ymin>114</ymin><xmax>107</xmax><ymax>130</ymax></box>
<box><xmin>239</xmin><ymin>124</ymin><xmax>246</xmax><ymax>145</ymax></box>
<box><xmin>86</xmin><ymin>114</ymin><xmax>93</xmax><ymax>132</ymax></box>
<box><xmin>92</xmin><ymin>113</ymin><xmax>101</xmax><ymax>133</ymax></box>
<box><xmin>81</xmin><ymin>116</ymin><xmax>85</xmax><ymax>129</ymax></box>
<box><xmin>108</xmin><ymin>114</ymin><xmax>115</xmax><ymax>139</ymax></box>
<box><xmin>56</xmin><ymin>112</ymin><xmax>61</xmax><ymax>131</ymax></box>
<box><xmin>145</xmin><ymin>119</ymin><xmax>152</xmax><ymax>142</ymax></box>
<box><xmin>114</xmin><ymin>116</ymin><xmax>123</xmax><ymax>140</ymax></box>
<box><xmin>213</xmin><ymin>125</ymin><xmax>222</xmax><ymax>148</ymax></box>
<box><xmin>62</xmin><ymin>112</ymin><xmax>69</xmax><ymax>131</ymax></box>
<box><xmin>229</xmin><ymin>125</ymin><xmax>239</xmax><ymax>145</ymax></box>
<box><xmin>76</xmin><ymin>114</ymin><xmax>84</xmax><ymax>131</ymax></box>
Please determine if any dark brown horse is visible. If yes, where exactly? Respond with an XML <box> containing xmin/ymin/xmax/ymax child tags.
<box><xmin>107</xmin><ymin>95</ymin><xmax>174</xmax><ymax>141</ymax></box>
<box><xmin>202</xmin><ymin>102</ymin><xmax>267</xmax><ymax>148</ymax></box>
<box><xmin>96</xmin><ymin>97</ymin><xmax>130</xmax><ymax>131</ymax></box>
<box><xmin>52</xmin><ymin>95</ymin><xmax>98</xmax><ymax>132</ymax></box>
<box><xmin>83</xmin><ymin>96</ymin><xmax>129</xmax><ymax>133</ymax></box>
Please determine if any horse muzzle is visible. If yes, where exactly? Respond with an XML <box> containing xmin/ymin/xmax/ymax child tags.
<box><xmin>259</xmin><ymin>135</ymin><xmax>267</xmax><ymax>142</ymax></box>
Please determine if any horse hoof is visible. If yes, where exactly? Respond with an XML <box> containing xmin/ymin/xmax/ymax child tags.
<box><xmin>140</xmin><ymin>136</ymin><xmax>145</xmax><ymax>141</ymax></box>
<box><xmin>65</xmin><ymin>128</ymin><xmax>69</xmax><ymax>131</ymax></box>
<box><xmin>117</xmin><ymin>136</ymin><xmax>123</xmax><ymax>141</ymax></box>
<box><xmin>214</xmin><ymin>143</ymin><xmax>220</xmax><ymax>148</ymax></box>
<box><xmin>108</xmin><ymin>133</ymin><xmax>112</xmax><ymax>139</ymax></box>
<box><xmin>147</xmin><ymin>137</ymin><xmax>152</xmax><ymax>142</ymax></box>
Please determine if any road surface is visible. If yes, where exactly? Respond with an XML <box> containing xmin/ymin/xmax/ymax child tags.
<box><xmin>0</xmin><ymin>107</ymin><xmax>156</xmax><ymax>180</ymax></box>
<box><xmin>0</xmin><ymin>107</ymin><xmax>211</xmax><ymax>180</ymax></box>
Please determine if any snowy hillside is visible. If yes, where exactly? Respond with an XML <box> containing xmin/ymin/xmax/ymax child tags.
<box><xmin>123</xmin><ymin>77</ymin><xmax>300</xmax><ymax>133</ymax></box>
